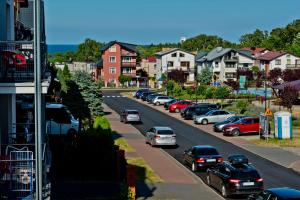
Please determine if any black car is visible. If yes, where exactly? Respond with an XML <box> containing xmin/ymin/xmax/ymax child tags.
<box><xmin>183</xmin><ymin>145</ymin><xmax>223</xmax><ymax>172</ymax></box>
<box><xmin>207</xmin><ymin>154</ymin><xmax>264</xmax><ymax>198</ymax></box>
<box><xmin>141</xmin><ymin>92</ymin><xmax>155</xmax><ymax>101</ymax></box>
<box><xmin>164</xmin><ymin>99</ymin><xmax>177</xmax><ymax>110</ymax></box>
<box><xmin>213</xmin><ymin>116</ymin><xmax>245</xmax><ymax>132</ymax></box>
<box><xmin>248</xmin><ymin>188</ymin><xmax>300</xmax><ymax>200</ymax></box>
<box><xmin>135</xmin><ymin>89</ymin><xmax>149</xmax><ymax>99</ymax></box>
<box><xmin>181</xmin><ymin>104</ymin><xmax>219</xmax><ymax>120</ymax></box>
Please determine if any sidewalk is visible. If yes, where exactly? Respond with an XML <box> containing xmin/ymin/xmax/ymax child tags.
<box><xmin>104</xmin><ymin>104</ymin><xmax>223</xmax><ymax>200</ymax></box>
<box><xmin>126</xmin><ymin>94</ymin><xmax>300</xmax><ymax>175</ymax></box>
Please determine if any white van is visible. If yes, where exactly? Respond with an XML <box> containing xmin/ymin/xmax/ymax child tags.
<box><xmin>45</xmin><ymin>103</ymin><xmax>79</xmax><ymax>135</ymax></box>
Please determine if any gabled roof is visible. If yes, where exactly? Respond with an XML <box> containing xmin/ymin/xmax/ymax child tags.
<box><xmin>242</xmin><ymin>47</ymin><xmax>269</xmax><ymax>55</ymax></box>
<box><xmin>205</xmin><ymin>47</ymin><xmax>233</xmax><ymax>61</ymax></box>
<box><xmin>155</xmin><ymin>48</ymin><xmax>195</xmax><ymax>56</ymax></box>
<box><xmin>195</xmin><ymin>51</ymin><xmax>208</xmax><ymax>61</ymax></box>
<box><xmin>147</xmin><ymin>56</ymin><xmax>156</xmax><ymax>62</ymax></box>
<box><xmin>100</xmin><ymin>41</ymin><xmax>137</xmax><ymax>53</ymax></box>
<box><xmin>256</xmin><ymin>51</ymin><xmax>286</xmax><ymax>61</ymax></box>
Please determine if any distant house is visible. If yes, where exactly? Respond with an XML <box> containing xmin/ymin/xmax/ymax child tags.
<box><xmin>257</xmin><ymin>51</ymin><xmax>300</xmax><ymax>73</ymax></box>
<box><xmin>138</xmin><ymin>56</ymin><xmax>157</xmax><ymax>88</ymax></box>
<box><xmin>155</xmin><ymin>48</ymin><xmax>195</xmax><ymax>87</ymax></box>
<box><xmin>241</xmin><ymin>47</ymin><xmax>270</xmax><ymax>66</ymax></box>
<box><xmin>196</xmin><ymin>47</ymin><xmax>255</xmax><ymax>82</ymax></box>
<box><xmin>96</xmin><ymin>41</ymin><xmax>138</xmax><ymax>87</ymax></box>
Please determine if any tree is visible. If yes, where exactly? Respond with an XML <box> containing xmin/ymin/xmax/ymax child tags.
<box><xmin>172</xmin><ymin>82</ymin><xmax>183</xmax><ymax>97</ymax></box>
<box><xmin>76</xmin><ymin>38</ymin><xmax>103</xmax><ymax>62</ymax></box>
<box><xmin>268</xmin><ymin>68</ymin><xmax>282</xmax><ymax>86</ymax></box>
<box><xmin>62</xmin><ymin>65</ymin><xmax>72</xmax><ymax>81</ymax></box>
<box><xmin>166</xmin><ymin>80</ymin><xmax>175</xmax><ymax>95</ymax></box>
<box><xmin>168</xmin><ymin>69</ymin><xmax>187</xmax><ymax>85</ymax></box>
<box><xmin>118</xmin><ymin>75</ymin><xmax>132</xmax><ymax>87</ymax></box>
<box><xmin>197</xmin><ymin>67</ymin><xmax>213</xmax><ymax>85</ymax></box>
<box><xmin>214</xmin><ymin>86</ymin><xmax>231</xmax><ymax>108</ymax></box>
<box><xmin>224</xmin><ymin>79</ymin><xmax>239</xmax><ymax>91</ymax></box>
<box><xmin>56</xmin><ymin>68</ymin><xmax>68</xmax><ymax>93</ymax></box>
<box><xmin>279</xmin><ymin>86</ymin><xmax>299</xmax><ymax>112</ymax></box>
<box><xmin>236</xmin><ymin>100</ymin><xmax>249</xmax><ymax>114</ymax></box>
<box><xmin>240</xmin><ymin>29</ymin><xmax>268</xmax><ymax>47</ymax></box>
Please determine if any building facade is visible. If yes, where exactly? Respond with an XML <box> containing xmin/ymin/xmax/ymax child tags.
<box><xmin>96</xmin><ymin>41</ymin><xmax>138</xmax><ymax>87</ymax></box>
<box><xmin>138</xmin><ymin>56</ymin><xmax>156</xmax><ymax>88</ymax></box>
<box><xmin>155</xmin><ymin>48</ymin><xmax>195</xmax><ymax>87</ymax></box>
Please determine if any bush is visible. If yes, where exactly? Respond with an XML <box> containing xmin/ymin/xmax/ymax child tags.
<box><xmin>205</xmin><ymin>87</ymin><xmax>216</xmax><ymax>99</ymax></box>
<box><xmin>293</xmin><ymin>120</ymin><xmax>300</xmax><ymax>127</ymax></box>
<box><xmin>196</xmin><ymin>85</ymin><xmax>208</xmax><ymax>96</ymax></box>
<box><xmin>214</xmin><ymin>86</ymin><xmax>231</xmax><ymax>99</ymax></box>
<box><xmin>93</xmin><ymin>116</ymin><xmax>112</xmax><ymax>135</ymax></box>
<box><xmin>236</xmin><ymin>100</ymin><xmax>249</xmax><ymax>114</ymax></box>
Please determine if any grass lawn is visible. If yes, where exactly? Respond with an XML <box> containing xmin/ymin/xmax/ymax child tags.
<box><xmin>251</xmin><ymin>137</ymin><xmax>300</xmax><ymax>148</ymax></box>
<box><xmin>126</xmin><ymin>157</ymin><xmax>163</xmax><ymax>184</ymax></box>
<box><xmin>114</xmin><ymin>137</ymin><xmax>135</xmax><ymax>153</ymax></box>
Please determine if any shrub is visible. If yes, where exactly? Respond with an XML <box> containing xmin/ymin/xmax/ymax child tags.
<box><xmin>205</xmin><ymin>87</ymin><xmax>216</xmax><ymax>99</ymax></box>
<box><xmin>214</xmin><ymin>86</ymin><xmax>231</xmax><ymax>99</ymax></box>
<box><xmin>196</xmin><ymin>85</ymin><xmax>208</xmax><ymax>96</ymax></box>
<box><xmin>236</xmin><ymin>100</ymin><xmax>249</xmax><ymax>114</ymax></box>
<box><xmin>93</xmin><ymin>116</ymin><xmax>112</xmax><ymax>134</ymax></box>
<box><xmin>173</xmin><ymin>83</ymin><xmax>183</xmax><ymax>97</ymax></box>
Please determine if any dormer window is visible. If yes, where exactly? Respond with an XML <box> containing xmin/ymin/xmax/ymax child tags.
<box><xmin>179</xmin><ymin>53</ymin><xmax>185</xmax><ymax>57</ymax></box>
<box><xmin>171</xmin><ymin>53</ymin><xmax>177</xmax><ymax>57</ymax></box>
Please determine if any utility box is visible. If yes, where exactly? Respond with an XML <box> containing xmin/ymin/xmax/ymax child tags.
<box><xmin>274</xmin><ymin>111</ymin><xmax>292</xmax><ymax>139</ymax></box>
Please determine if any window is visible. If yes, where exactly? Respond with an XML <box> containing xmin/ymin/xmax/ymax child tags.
<box><xmin>109</xmin><ymin>67</ymin><xmax>116</xmax><ymax>74</ymax></box>
<box><xmin>122</xmin><ymin>68</ymin><xmax>132</xmax><ymax>74</ymax></box>
<box><xmin>225</xmin><ymin>63</ymin><xmax>235</xmax><ymax>68</ymax></box>
<box><xmin>215</xmin><ymin>62</ymin><xmax>219</xmax><ymax>68</ymax></box>
<box><xmin>275</xmin><ymin>59</ymin><xmax>281</xmax><ymax>65</ymax></box>
<box><xmin>109</xmin><ymin>46</ymin><xmax>116</xmax><ymax>52</ymax></box>
<box><xmin>287</xmin><ymin>59</ymin><xmax>291</xmax><ymax>65</ymax></box>
<box><xmin>109</xmin><ymin>56</ymin><xmax>116</xmax><ymax>63</ymax></box>
<box><xmin>122</xmin><ymin>57</ymin><xmax>132</xmax><ymax>62</ymax></box>
<box><xmin>167</xmin><ymin>61</ymin><xmax>174</xmax><ymax>67</ymax></box>
<box><xmin>179</xmin><ymin>53</ymin><xmax>185</xmax><ymax>57</ymax></box>
<box><xmin>225</xmin><ymin>73</ymin><xmax>236</xmax><ymax>78</ymax></box>
<box><xmin>171</xmin><ymin>53</ymin><xmax>177</xmax><ymax>57</ymax></box>
<box><xmin>296</xmin><ymin>59</ymin><xmax>300</xmax><ymax>65</ymax></box>
<box><xmin>181</xmin><ymin>61</ymin><xmax>190</xmax><ymax>67</ymax></box>
<box><xmin>243</xmin><ymin>63</ymin><xmax>249</xmax><ymax>68</ymax></box>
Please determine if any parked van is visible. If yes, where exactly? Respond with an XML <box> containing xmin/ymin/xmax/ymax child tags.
<box><xmin>45</xmin><ymin>103</ymin><xmax>79</xmax><ymax>135</ymax></box>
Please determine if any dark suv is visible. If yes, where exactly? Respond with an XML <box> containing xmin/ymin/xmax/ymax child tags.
<box><xmin>181</xmin><ymin>104</ymin><xmax>219</xmax><ymax>120</ymax></box>
<box><xmin>206</xmin><ymin>154</ymin><xmax>264</xmax><ymax>198</ymax></box>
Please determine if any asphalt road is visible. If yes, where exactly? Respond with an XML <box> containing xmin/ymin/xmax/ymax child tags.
<box><xmin>103</xmin><ymin>92</ymin><xmax>300</xmax><ymax>198</ymax></box>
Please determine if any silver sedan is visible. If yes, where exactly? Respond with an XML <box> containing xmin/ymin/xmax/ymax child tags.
<box><xmin>194</xmin><ymin>110</ymin><xmax>235</xmax><ymax>125</ymax></box>
<box><xmin>145</xmin><ymin>126</ymin><xmax>176</xmax><ymax>147</ymax></box>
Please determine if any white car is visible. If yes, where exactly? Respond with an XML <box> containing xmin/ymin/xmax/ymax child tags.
<box><xmin>194</xmin><ymin>110</ymin><xmax>235</xmax><ymax>125</ymax></box>
<box><xmin>145</xmin><ymin>126</ymin><xmax>176</xmax><ymax>147</ymax></box>
<box><xmin>152</xmin><ymin>96</ymin><xmax>174</xmax><ymax>106</ymax></box>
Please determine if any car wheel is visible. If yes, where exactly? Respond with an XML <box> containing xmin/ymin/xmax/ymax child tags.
<box><xmin>221</xmin><ymin>184</ymin><xmax>228</xmax><ymax>198</ymax></box>
<box><xmin>175</xmin><ymin>108</ymin><xmax>180</xmax><ymax>113</ymax></box>
<box><xmin>206</xmin><ymin>174</ymin><xmax>211</xmax><ymax>186</ymax></box>
<box><xmin>231</xmin><ymin>129</ymin><xmax>240</xmax><ymax>136</ymax></box>
<box><xmin>192</xmin><ymin>162</ymin><xmax>197</xmax><ymax>172</ymax></box>
<box><xmin>155</xmin><ymin>102</ymin><xmax>160</xmax><ymax>106</ymax></box>
<box><xmin>150</xmin><ymin>140</ymin><xmax>155</xmax><ymax>147</ymax></box>
<box><xmin>202</xmin><ymin>119</ymin><xmax>208</xmax><ymax>125</ymax></box>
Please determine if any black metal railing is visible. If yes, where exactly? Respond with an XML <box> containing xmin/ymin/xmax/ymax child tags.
<box><xmin>0</xmin><ymin>41</ymin><xmax>48</xmax><ymax>83</ymax></box>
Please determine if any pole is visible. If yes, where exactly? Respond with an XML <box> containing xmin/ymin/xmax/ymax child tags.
<box><xmin>264</xmin><ymin>65</ymin><xmax>268</xmax><ymax>111</ymax></box>
<box><xmin>34</xmin><ymin>0</ymin><xmax>43</xmax><ymax>199</ymax></box>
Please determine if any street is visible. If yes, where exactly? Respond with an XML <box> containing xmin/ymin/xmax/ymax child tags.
<box><xmin>103</xmin><ymin>91</ymin><xmax>300</xmax><ymax>194</ymax></box>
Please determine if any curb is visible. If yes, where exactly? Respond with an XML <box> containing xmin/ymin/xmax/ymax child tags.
<box><xmin>123</xmin><ymin>93</ymin><xmax>300</xmax><ymax>175</ymax></box>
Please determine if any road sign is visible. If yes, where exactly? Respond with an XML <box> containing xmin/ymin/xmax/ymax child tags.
<box><xmin>265</xmin><ymin>108</ymin><xmax>273</xmax><ymax>116</ymax></box>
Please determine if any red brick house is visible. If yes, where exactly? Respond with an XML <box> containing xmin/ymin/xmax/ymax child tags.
<box><xmin>96</xmin><ymin>41</ymin><xmax>138</xmax><ymax>87</ymax></box>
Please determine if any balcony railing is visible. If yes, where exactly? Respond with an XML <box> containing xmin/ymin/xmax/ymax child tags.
<box><xmin>0</xmin><ymin>41</ymin><xmax>48</xmax><ymax>83</ymax></box>
<box><xmin>286</xmin><ymin>64</ymin><xmax>300</xmax><ymax>69</ymax></box>
<box><xmin>224</xmin><ymin>56</ymin><xmax>238</xmax><ymax>62</ymax></box>
<box><xmin>121</xmin><ymin>62</ymin><xmax>137</xmax><ymax>67</ymax></box>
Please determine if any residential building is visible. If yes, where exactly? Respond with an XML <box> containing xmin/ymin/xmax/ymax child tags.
<box><xmin>138</xmin><ymin>56</ymin><xmax>156</xmax><ymax>88</ymax></box>
<box><xmin>241</xmin><ymin>47</ymin><xmax>270</xmax><ymax>66</ymax></box>
<box><xmin>257</xmin><ymin>51</ymin><xmax>300</xmax><ymax>73</ymax></box>
<box><xmin>196</xmin><ymin>47</ymin><xmax>255</xmax><ymax>82</ymax></box>
<box><xmin>155</xmin><ymin>48</ymin><xmax>195</xmax><ymax>87</ymax></box>
<box><xmin>96</xmin><ymin>41</ymin><xmax>138</xmax><ymax>87</ymax></box>
<box><xmin>0</xmin><ymin>0</ymin><xmax>51</xmax><ymax>198</ymax></box>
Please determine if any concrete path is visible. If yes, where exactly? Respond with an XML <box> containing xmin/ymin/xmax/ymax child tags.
<box><xmin>126</xmin><ymin>95</ymin><xmax>300</xmax><ymax>175</ymax></box>
<box><xmin>104</xmin><ymin>104</ymin><xmax>223</xmax><ymax>200</ymax></box>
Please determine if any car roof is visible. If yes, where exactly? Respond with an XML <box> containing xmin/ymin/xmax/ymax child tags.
<box><xmin>153</xmin><ymin>126</ymin><xmax>173</xmax><ymax>131</ymax></box>
<box><xmin>193</xmin><ymin>145</ymin><xmax>215</xmax><ymax>149</ymax></box>
<box><xmin>125</xmin><ymin>109</ymin><xmax>139</xmax><ymax>112</ymax></box>
<box><xmin>242</xmin><ymin>116</ymin><xmax>259</xmax><ymax>120</ymax></box>
<box><xmin>267</xmin><ymin>188</ymin><xmax>300</xmax><ymax>198</ymax></box>
<box><xmin>46</xmin><ymin>103</ymin><xmax>65</xmax><ymax>109</ymax></box>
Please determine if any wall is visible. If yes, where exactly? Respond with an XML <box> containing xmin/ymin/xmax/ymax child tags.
<box><xmin>269</xmin><ymin>54</ymin><xmax>300</xmax><ymax>70</ymax></box>
<box><xmin>102</xmin><ymin>44</ymin><xmax>121</xmax><ymax>86</ymax></box>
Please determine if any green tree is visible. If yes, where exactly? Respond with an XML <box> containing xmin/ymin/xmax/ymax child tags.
<box><xmin>236</xmin><ymin>100</ymin><xmax>249</xmax><ymax>114</ymax></box>
<box><xmin>56</xmin><ymin>68</ymin><xmax>68</xmax><ymax>93</ymax></box>
<box><xmin>166</xmin><ymin>80</ymin><xmax>175</xmax><ymax>95</ymax></box>
<box><xmin>240</xmin><ymin>29</ymin><xmax>268</xmax><ymax>47</ymax></box>
<box><xmin>214</xmin><ymin>86</ymin><xmax>231</xmax><ymax>108</ymax></box>
<box><xmin>205</xmin><ymin>86</ymin><xmax>216</xmax><ymax>99</ymax></box>
<box><xmin>251</xmin><ymin>66</ymin><xmax>260</xmax><ymax>74</ymax></box>
<box><xmin>118</xmin><ymin>75</ymin><xmax>132</xmax><ymax>87</ymax></box>
<box><xmin>197</xmin><ymin>67</ymin><xmax>213</xmax><ymax>85</ymax></box>
<box><xmin>62</xmin><ymin>65</ymin><xmax>72</xmax><ymax>81</ymax></box>
<box><xmin>173</xmin><ymin>82</ymin><xmax>183</xmax><ymax>97</ymax></box>
<box><xmin>76</xmin><ymin>38</ymin><xmax>103</xmax><ymax>62</ymax></box>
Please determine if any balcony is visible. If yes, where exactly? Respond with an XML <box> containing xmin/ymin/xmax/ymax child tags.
<box><xmin>0</xmin><ymin>41</ymin><xmax>48</xmax><ymax>83</ymax></box>
<box><xmin>286</xmin><ymin>64</ymin><xmax>300</xmax><ymax>69</ymax></box>
<box><xmin>224</xmin><ymin>56</ymin><xmax>238</xmax><ymax>63</ymax></box>
<box><xmin>121</xmin><ymin>62</ymin><xmax>137</xmax><ymax>68</ymax></box>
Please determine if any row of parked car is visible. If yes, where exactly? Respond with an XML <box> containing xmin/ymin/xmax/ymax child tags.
<box><xmin>130</xmin><ymin>89</ymin><xmax>300</xmax><ymax>199</ymax></box>
<box><xmin>135</xmin><ymin>89</ymin><xmax>260</xmax><ymax>137</ymax></box>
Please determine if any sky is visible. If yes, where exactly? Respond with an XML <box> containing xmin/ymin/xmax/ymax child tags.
<box><xmin>45</xmin><ymin>0</ymin><xmax>300</xmax><ymax>45</ymax></box>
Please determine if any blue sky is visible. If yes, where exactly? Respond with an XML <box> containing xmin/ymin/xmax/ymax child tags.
<box><xmin>45</xmin><ymin>0</ymin><xmax>300</xmax><ymax>45</ymax></box>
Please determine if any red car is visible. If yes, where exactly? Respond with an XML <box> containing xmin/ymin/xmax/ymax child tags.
<box><xmin>169</xmin><ymin>100</ymin><xmax>193</xmax><ymax>113</ymax></box>
<box><xmin>0</xmin><ymin>50</ymin><xmax>27</xmax><ymax>69</ymax></box>
<box><xmin>222</xmin><ymin>117</ymin><xmax>259</xmax><ymax>136</ymax></box>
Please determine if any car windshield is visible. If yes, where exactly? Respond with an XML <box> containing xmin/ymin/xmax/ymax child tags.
<box><xmin>127</xmin><ymin>111</ymin><xmax>138</xmax><ymax>114</ymax></box>
<box><xmin>231</xmin><ymin>167</ymin><xmax>260</xmax><ymax>179</ymax></box>
<box><xmin>205</xmin><ymin>110</ymin><xmax>215</xmax><ymax>115</ymax></box>
<box><xmin>196</xmin><ymin>148</ymin><xmax>219</xmax><ymax>155</ymax></box>
<box><xmin>157</xmin><ymin>130</ymin><xmax>174</xmax><ymax>135</ymax></box>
